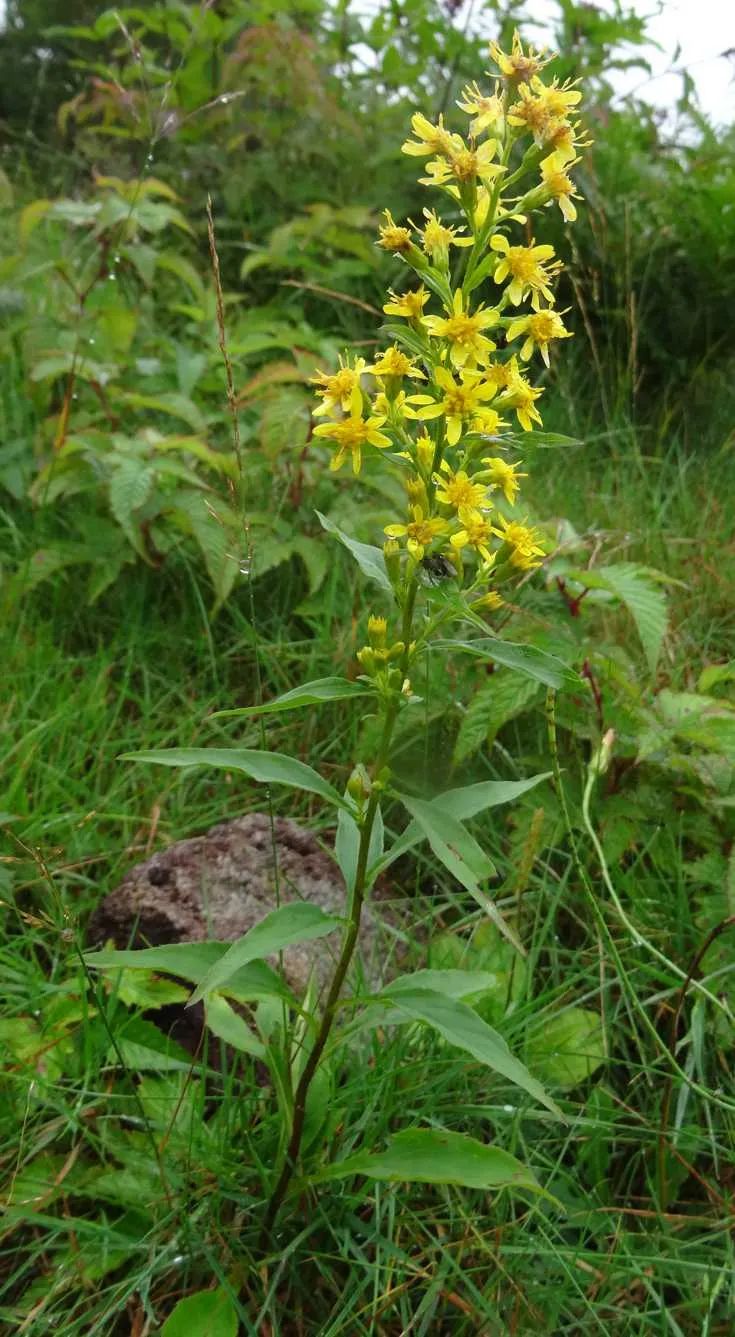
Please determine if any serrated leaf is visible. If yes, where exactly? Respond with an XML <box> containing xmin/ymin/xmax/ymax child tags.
<box><xmin>290</xmin><ymin>533</ymin><xmax>328</xmax><ymax>594</ymax></box>
<box><xmin>592</xmin><ymin>564</ymin><xmax>668</xmax><ymax>674</ymax></box>
<box><xmin>210</xmin><ymin>677</ymin><xmax>372</xmax><ymax>720</ymax></box>
<box><xmin>116</xmin><ymin>390</ymin><xmax>206</xmax><ymax>432</ymax></box>
<box><xmin>120</xmin><ymin>745</ymin><xmax>349</xmax><ymax>810</ymax></box>
<box><xmin>109</xmin><ymin>459</ymin><xmax>154</xmax><ymax>554</ymax></box>
<box><xmin>187</xmin><ymin>903</ymin><xmax>342</xmax><ymax>1004</ymax></box>
<box><xmin>454</xmin><ymin>672</ymin><xmax>541</xmax><ymax>763</ymax></box>
<box><xmin>171</xmin><ymin>490</ymin><xmax>239</xmax><ymax>609</ymax></box>
<box><xmin>316</xmin><ymin>511</ymin><xmax>392</xmax><ymax>592</ymax></box>
<box><xmin>312</xmin><ymin>1128</ymin><xmax>542</xmax><ymax>1194</ymax></box>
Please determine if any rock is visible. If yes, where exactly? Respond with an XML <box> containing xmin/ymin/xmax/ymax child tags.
<box><xmin>87</xmin><ymin>813</ymin><xmax>388</xmax><ymax>995</ymax></box>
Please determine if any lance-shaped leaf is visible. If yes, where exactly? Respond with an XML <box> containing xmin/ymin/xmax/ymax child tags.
<box><xmin>392</xmin><ymin>794</ymin><xmax>522</xmax><ymax>953</ymax></box>
<box><xmin>374</xmin><ymin>773</ymin><xmax>550</xmax><ymax>877</ymax></box>
<box><xmin>434</xmin><ymin>637</ymin><xmax>580</xmax><ymax>689</ymax></box>
<box><xmin>376</xmin><ymin>986</ymin><xmax>562</xmax><ymax>1117</ymax></box>
<box><xmin>209</xmin><ymin>677</ymin><xmax>373</xmax><ymax>721</ymax></box>
<box><xmin>119</xmin><ymin>747</ymin><xmax>349</xmax><ymax>810</ymax></box>
<box><xmin>84</xmin><ymin>943</ymin><xmax>295</xmax><ymax>1004</ymax></box>
<box><xmin>187</xmin><ymin>903</ymin><xmax>342</xmax><ymax>1005</ymax></box>
<box><xmin>310</xmin><ymin>1128</ymin><xmax>543</xmax><ymax>1195</ymax></box>
<box><xmin>316</xmin><ymin>511</ymin><xmax>392</xmax><ymax>592</ymax></box>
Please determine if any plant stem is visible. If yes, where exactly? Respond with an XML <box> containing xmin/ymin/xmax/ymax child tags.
<box><xmin>259</xmin><ymin>580</ymin><xmax>418</xmax><ymax>1247</ymax></box>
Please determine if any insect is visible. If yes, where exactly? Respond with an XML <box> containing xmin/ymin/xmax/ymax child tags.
<box><xmin>421</xmin><ymin>553</ymin><xmax>457</xmax><ymax>584</ymax></box>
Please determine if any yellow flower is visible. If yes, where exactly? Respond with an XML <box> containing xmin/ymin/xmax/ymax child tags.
<box><xmin>383</xmin><ymin>286</ymin><xmax>430</xmax><ymax>320</ymax></box>
<box><xmin>489</xmin><ymin>31</ymin><xmax>552</xmax><ymax>83</ymax></box>
<box><xmin>497</xmin><ymin>359</ymin><xmax>544</xmax><ymax>431</ymax></box>
<box><xmin>406</xmin><ymin>365</ymin><xmax>499</xmax><ymax>447</ymax></box>
<box><xmin>385</xmin><ymin>504</ymin><xmax>448</xmax><ymax>560</ymax></box>
<box><xmin>423</xmin><ymin>289</ymin><xmax>499</xmax><ymax>368</ymax></box>
<box><xmin>406</xmin><ymin>474</ymin><xmax>429</xmax><ymax>508</ymax></box>
<box><xmin>508</xmin><ymin>77</ymin><xmax>581</xmax><ymax>148</ymax></box>
<box><xmin>472</xmin><ymin>589</ymin><xmax>505</xmax><ymax>612</ymax></box>
<box><xmin>482</xmin><ymin>362</ymin><xmax>512</xmax><ymax>395</ymax></box>
<box><xmin>450</xmin><ymin>509</ymin><xmax>495</xmax><ymax>563</ymax></box>
<box><xmin>401</xmin><ymin>112</ymin><xmax>457</xmax><ymax>158</ymax></box>
<box><xmin>480</xmin><ymin>456</ymin><xmax>527</xmax><ymax>504</ymax></box>
<box><xmin>531</xmin><ymin>76</ymin><xmax>582</xmax><ymax>122</ymax></box>
<box><xmin>457</xmin><ymin>81</ymin><xmax>505</xmax><ymax>137</ymax></box>
<box><xmin>373</xmin><ymin>388</ymin><xmax>408</xmax><ymax>419</ymax></box>
<box><xmin>368</xmin><ymin>345</ymin><xmax>425</xmax><ymax>380</ymax></box>
<box><xmin>490</xmin><ymin>233</ymin><xmax>560</xmax><ymax>308</ymax></box>
<box><xmin>311</xmin><ymin>356</ymin><xmax>367</xmax><ymax>418</ymax></box>
<box><xmin>415</xmin><ymin>208</ymin><xmax>473</xmax><ymax>263</ymax></box>
<box><xmin>313</xmin><ymin>385</ymin><xmax>391</xmax><ymax>473</ymax></box>
<box><xmin>434</xmin><ymin>463</ymin><xmax>490</xmax><ymax>515</ymax></box>
<box><xmin>506</xmin><ymin>307</ymin><xmax>572</xmax><ymax>365</ymax></box>
<box><xmin>377</xmin><ymin>209</ymin><xmax>413</xmax><ymax>254</ymax></box>
<box><xmin>492</xmin><ymin>516</ymin><xmax>545</xmax><ymax>569</ymax></box>
<box><xmin>540</xmin><ymin>152</ymin><xmax>583</xmax><ymax>222</ymax></box>
<box><xmin>421</xmin><ymin>138</ymin><xmax>505</xmax><ymax>190</ymax></box>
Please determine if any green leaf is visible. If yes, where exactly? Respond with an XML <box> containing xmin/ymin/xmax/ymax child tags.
<box><xmin>313</xmin><ymin>1128</ymin><xmax>542</xmax><ymax>1194</ymax></box>
<box><xmin>382</xmin><ymin>968</ymin><xmax>502</xmax><ymax>1001</ymax></box>
<box><xmin>454</xmin><ymin>672</ymin><xmax>542</xmax><ymax>763</ymax></box>
<box><xmin>291</xmin><ymin>533</ymin><xmax>329</xmax><ymax>595</ymax></box>
<box><xmin>161</xmin><ymin>1287</ymin><xmax>238</xmax><ymax>1337</ymax></box>
<box><xmin>187</xmin><ymin>903</ymin><xmax>342</xmax><ymax>1005</ymax></box>
<box><xmin>375</xmin><ymin>774</ymin><xmax>550</xmax><ymax>879</ymax></box>
<box><xmin>204</xmin><ymin>994</ymin><xmax>265</xmax><ymax>1058</ymax></box>
<box><xmin>106</xmin><ymin>1018</ymin><xmax>194</xmax><ymax>1074</ymax></box>
<box><xmin>393</xmin><ymin>792</ymin><xmax>522</xmax><ymax>951</ymax></box>
<box><xmin>115</xmin><ymin>390</ymin><xmax>206</xmax><ymax>432</ymax></box>
<box><xmin>119</xmin><ymin>746</ymin><xmax>348</xmax><ymax>810</ymax></box>
<box><xmin>334</xmin><ymin>789</ymin><xmax>384</xmax><ymax>894</ymax></box>
<box><xmin>698</xmin><ymin>662</ymin><xmax>735</xmax><ymax>693</ymax></box>
<box><xmin>377</xmin><ymin>986</ymin><xmax>561</xmax><ymax>1117</ymax></box>
<box><xmin>84</xmin><ymin>944</ymin><xmax>293</xmax><ymax>1004</ymax></box>
<box><xmin>505</xmin><ymin>431</ymin><xmax>582</xmax><ymax>449</ymax></box>
<box><xmin>397</xmin><ymin>793</ymin><xmax>496</xmax><ymax>884</ymax></box>
<box><xmin>109</xmin><ymin>459</ymin><xmax>154</xmax><ymax>555</ymax></box>
<box><xmin>435</xmin><ymin>637</ymin><xmax>580</xmax><ymax>689</ymax></box>
<box><xmin>170</xmin><ymin>489</ymin><xmax>239</xmax><ymax>610</ymax></box>
<box><xmin>570</xmin><ymin>563</ymin><xmax>668</xmax><ymax>674</ymax></box>
<box><xmin>438</xmin><ymin>773</ymin><xmax>552</xmax><ymax>821</ymax></box>
<box><xmin>209</xmin><ymin>677</ymin><xmax>372</xmax><ymax>721</ymax></box>
<box><xmin>316</xmin><ymin>511</ymin><xmax>392</xmax><ymax>592</ymax></box>
<box><xmin>526</xmin><ymin>1008</ymin><xmax>606</xmax><ymax>1091</ymax></box>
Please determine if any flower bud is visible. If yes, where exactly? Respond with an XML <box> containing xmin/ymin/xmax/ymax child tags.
<box><xmin>357</xmin><ymin>646</ymin><xmax>376</xmax><ymax>674</ymax></box>
<box><xmin>347</xmin><ymin>768</ymin><xmax>371</xmax><ymax>803</ymax></box>
<box><xmin>383</xmin><ymin>538</ymin><xmax>402</xmax><ymax>585</ymax></box>
<box><xmin>589</xmin><ymin>728</ymin><xmax>615</xmax><ymax>779</ymax></box>
<box><xmin>367</xmin><ymin>615</ymin><xmax>388</xmax><ymax>649</ymax></box>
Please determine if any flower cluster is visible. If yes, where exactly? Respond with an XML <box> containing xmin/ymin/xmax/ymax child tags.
<box><xmin>310</xmin><ymin>32</ymin><xmax>586</xmax><ymax>658</ymax></box>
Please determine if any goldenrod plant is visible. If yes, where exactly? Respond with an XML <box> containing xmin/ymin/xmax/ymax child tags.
<box><xmin>89</xmin><ymin>33</ymin><xmax>590</xmax><ymax>1243</ymax></box>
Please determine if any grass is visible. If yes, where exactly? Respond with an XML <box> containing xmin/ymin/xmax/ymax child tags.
<box><xmin>2</xmin><ymin>380</ymin><xmax>735</xmax><ymax>1332</ymax></box>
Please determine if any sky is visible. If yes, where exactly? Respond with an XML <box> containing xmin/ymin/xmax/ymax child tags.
<box><xmin>524</xmin><ymin>0</ymin><xmax>734</xmax><ymax>128</ymax></box>
<box><xmin>0</xmin><ymin>0</ymin><xmax>732</xmax><ymax>126</ymax></box>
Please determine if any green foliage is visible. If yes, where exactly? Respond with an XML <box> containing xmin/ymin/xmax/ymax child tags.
<box><xmin>2</xmin><ymin>0</ymin><xmax>735</xmax><ymax>1330</ymax></box>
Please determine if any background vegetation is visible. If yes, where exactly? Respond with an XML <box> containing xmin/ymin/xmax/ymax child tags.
<box><xmin>1</xmin><ymin>0</ymin><xmax>734</xmax><ymax>1331</ymax></box>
